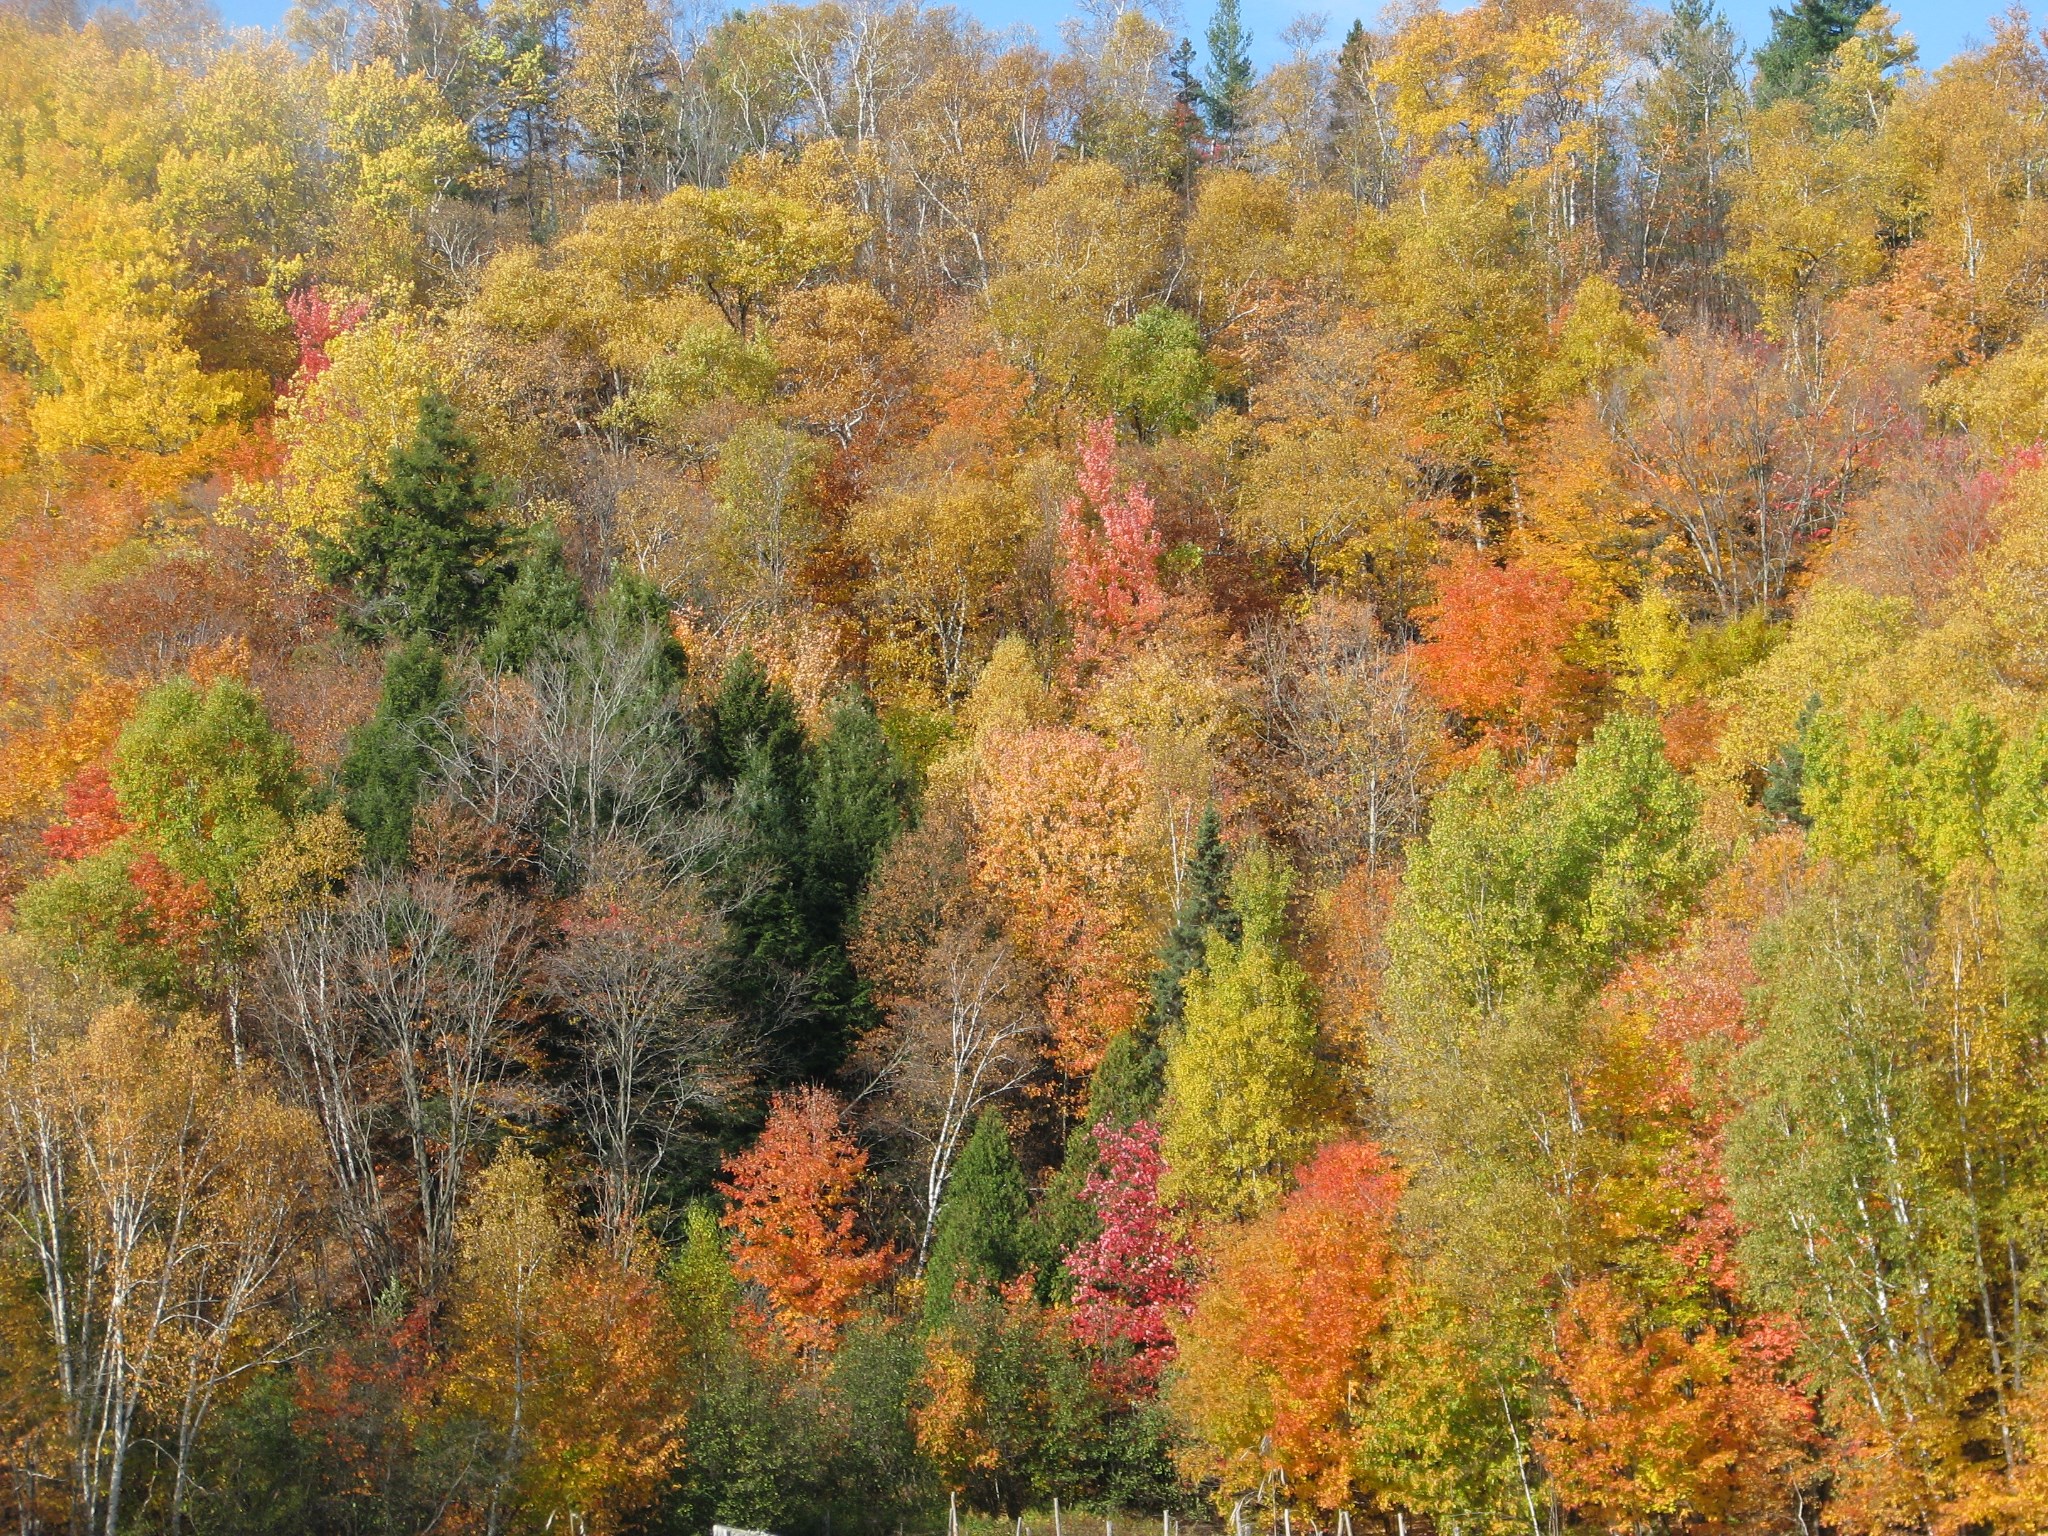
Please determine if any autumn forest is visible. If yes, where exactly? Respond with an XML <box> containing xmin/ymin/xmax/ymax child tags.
<box><xmin>2</xmin><ymin>0</ymin><xmax>2046</xmax><ymax>1530</ymax></box>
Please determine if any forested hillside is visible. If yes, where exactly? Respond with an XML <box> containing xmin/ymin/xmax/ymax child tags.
<box><xmin>5</xmin><ymin>0</ymin><xmax>2048</xmax><ymax>1531</ymax></box>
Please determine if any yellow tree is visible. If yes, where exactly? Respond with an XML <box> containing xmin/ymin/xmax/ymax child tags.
<box><xmin>0</xmin><ymin>941</ymin><xmax>324</xmax><ymax>1536</ymax></box>
<box><xmin>969</xmin><ymin>727</ymin><xmax>1166</xmax><ymax>1077</ymax></box>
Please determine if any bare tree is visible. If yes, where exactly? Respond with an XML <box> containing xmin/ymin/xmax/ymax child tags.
<box><xmin>339</xmin><ymin>873</ymin><xmax>538</xmax><ymax>1286</ymax></box>
<box><xmin>848</xmin><ymin>805</ymin><xmax>1042</xmax><ymax>1262</ymax></box>
<box><xmin>256</xmin><ymin>894</ymin><xmax>394</xmax><ymax>1299</ymax></box>
<box><xmin>1253</xmin><ymin>593</ymin><xmax>1438</xmax><ymax>879</ymax></box>
<box><xmin>544</xmin><ymin>852</ymin><xmax>743</xmax><ymax>1258</ymax></box>
<box><xmin>430</xmin><ymin>602</ymin><xmax>730</xmax><ymax>886</ymax></box>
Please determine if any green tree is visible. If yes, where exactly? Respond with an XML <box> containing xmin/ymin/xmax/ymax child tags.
<box><xmin>923</xmin><ymin>1110</ymin><xmax>1029</xmax><ymax>1315</ymax></box>
<box><xmin>1100</xmin><ymin>307</ymin><xmax>1213</xmax><ymax>441</ymax></box>
<box><xmin>1753</xmin><ymin>0</ymin><xmax>1875</xmax><ymax>105</ymax></box>
<box><xmin>478</xmin><ymin>523</ymin><xmax>587</xmax><ymax>673</ymax></box>
<box><xmin>1201</xmin><ymin>0</ymin><xmax>1254</xmax><ymax>141</ymax></box>
<box><xmin>315</xmin><ymin>393</ymin><xmax>517</xmax><ymax>642</ymax></box>
<box><xmin>1148</xmin><ymin>805</ymin><xmax>1234</xmax><ymax>1044</ymax></box>
<box><xmin>1160</xmin><ymin>844</ymin><xmax>1332</xmax><ymax>1221</ymax></box>
<box><xmin>703</xmin><ymin>661</ymin><xmax>910</xmax><ymax>1082</ymax></box>
<box><xmin>112</xmin><ymin>676</ymin><xmax>303</xmax><ymax>896</ymax></box>
<box><xmin>337</xmin><ymin>637</ymin><xmax>451</xmax><ymax>869</ymax></box>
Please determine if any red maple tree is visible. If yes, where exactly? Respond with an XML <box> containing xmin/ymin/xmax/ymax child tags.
<box><xmin>1067</xmin><ymin>1119</ymin><xmax>1195</xmax><ymax>1390</ymax></box>
<box><xmin>1058</xmin><ymin>418</ymin><xmax>1166</xmax><ymax>667</ymax></box>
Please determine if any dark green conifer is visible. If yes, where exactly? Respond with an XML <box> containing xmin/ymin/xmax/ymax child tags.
<box><xmin>1753</xmin><ymin>0</ymin><xmax>1874</xmax><ymax>104</ymax></box>
<box><xmin>924</xmin><ymin>1109</ymin><xmax>1029</xmax><ymax>1317</ymax></box>
<box><xmin>337</xmin><ymin>636</ymin><xmax>449</xmax><ymax>867</ymax></box>
<box><xmin>1201</xmin><ymin>0</ymin><xmax>1254</xmax><ymax>141</ymax></box>
<box><xmin>316</xmin><ymin>393</ymin><xmax>516</xmax><ymax>642</ymax></box>
<box><xmin>478</xmin><ymin>523</ymin><xmax>586</xmax><ymax>672</ymax></box>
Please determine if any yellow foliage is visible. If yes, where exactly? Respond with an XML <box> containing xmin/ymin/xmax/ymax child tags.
<box><xmin>232</xmin><ymin>312</ymin><xmax>448</xmax><ymax>555</ymax></box>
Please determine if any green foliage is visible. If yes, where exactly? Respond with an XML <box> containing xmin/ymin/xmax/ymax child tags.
<box><xmin>1160</xmin><ymin>843</ymin><xmax>1332</xmax><ymax>1221</ymax></box>
<box><xmin>1802</xmin><ymin>705</ymin><xmax>2048</xmax><ymax>878</ymax></box>
<box><xmin>1753</xmin><ymin>0</ymin><xmax>1875</xmax><ymax>105</ymax></box>
<box><xmin>15</xmin><ymin>846</ymin><xmax>188</xmax><ymax>998</ymax></box>
<box><xmin>112</xmin><ymin>676</ymin><xmax>302</xmax><ymax>895</ymax></box>
<box><xmin>1201</xmin><ymin>0</ymin><xmax>1254</xmax><ymax>139</ymax></box>
<box><xmin>704</xmin><ymin>661</ymin><xmax>910</xmax><ymax>1081</ymax></box>
<box><xmin>924</xmin><ymin>1109</ymin><xmax>1029</xmax><ymax>1314</ymax></box>
<box><xmin>477</xmin><ymin>523</ymin><xmax>587</xmax><ymax>672</ymax></box>
<box><xmin>338</xmin><ymin>637</ymin><xmax>450</xmax><ymax>869</ymax></box>
<box><xmin>928</xmin><ymin>1286</ymin><xmax>1181</xmax><ymax>1518</ymax></box>
<box><xmin>1387</xmin><ymin>712</ymin><xmax>1708</xmax><ymax>1023</ymax></box>
<box><xmin>185</xmin><ymin>1374</ymin><xmax>319</xmax><ymax>1536</ymax></box>
<box><xmin>1100</xmin><ymin>307</ymin><xmax>1212</xmax><ymax>440</ymax></box>
<box><xmin>1147</xmin><ymin>804</ymin><xmax>1234</xmax><ymax>1044</ymax></box>
<box><xmin>315</xmin><ymin>393</ymin><xmax>516</xmax><ymax>642</ymax></box>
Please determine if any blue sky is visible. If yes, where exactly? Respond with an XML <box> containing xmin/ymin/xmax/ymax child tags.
<box><xmin>210</xmin><ymin>0</ymin><xmax>1993</xmax><ymax>74</ymax></box>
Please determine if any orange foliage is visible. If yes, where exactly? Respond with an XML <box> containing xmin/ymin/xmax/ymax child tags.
<box><xmin>1413</xmin><ymin>548</ymin><xmax>1599</xmax><ymax>770</ymax></box>
<box><xmin>717</xmin><ymin>1087</ymin><xmax>895</xmax><ymax>1359</ymax></box>
<box><xmin>1541</xmin><ymin>1279</ymin><xmax>1816</xmax><ymax>1535</ymax></box>
<box><xmin>968</xmin><ymin>727</ymin><xmax>1159</xmax><ymax>1076</ymax></box>
<box><xmin>1173</xmin><ymin>1141</ymin><xmax>1405</xmax><ymax>1512</ymax></box>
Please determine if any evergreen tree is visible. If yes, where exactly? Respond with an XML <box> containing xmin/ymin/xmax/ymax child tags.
<box><xmin>477</xmin><ymin>522</ymin><xmax>586</xmax><ymax>672</ymax></box>
<box><xmin>924</xmin><ymin>1109</ymin><xmax>1029</xmax><ymax>1315</ymax></box>
<box><xmin>1201</xmin><ymin>0</ymin><xmax>1254</xmax><ymax>142</ymax></box>
<box><xmin>337</xmin><ymin>636</ymin><xmax>449</xmax><ymax>868</ymax></box>
<box><xmin>703</xmin><ymin>660</ymin><xmax>910</xmax><ymax>1082</ymax></box>
<box><xmin>1147</xmin><ymin>805</ymin><xmax>1235</xmax><ymax>1042</ymax></box>
<box><xmin>1753</xmin><ymin>0</ymin><xmax>1874</xmax><ymax>104</ymax></box>
<box><xmin>315</xmin><ymin>393</ymin><xmax>516</xmax><ymax>642</ymax></box>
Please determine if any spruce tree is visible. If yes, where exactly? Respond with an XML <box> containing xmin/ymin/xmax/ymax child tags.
<box><xmin>1753</xmin><ymin>0</ymin><xmax>1874</xmax><ymax>104</ymax></box>
<box><xmin>1201</xmin><ymin>0</ymin><xmax>1254</xmax><ymax>142</ymax></box>
<box><xmin>1147</xmin><ymin>805</ymin><xmax>1235</xmax><ymax>1041</ymax></box>
<box><xmin>702</xmin><ymin>660</ymin><xmax>910</xmax><ymax>1082</ymax></box>
<box><xmin>337</xmin><ymin>636</ymin><xmax>449</xmax><ymax>868</ymax></box>
<box><xmin>477</xmin><ymin>523</ymin><xmax>586</xmax><ymax>672</ymax></box>
<box><xmin>316</xmin><ymin>393</ymin><xmax>515</xmax><ymax>642</ymax></box>
<box><xmin>925</xmin><ymin>1109</ymin><xmax>1029</xmax><ymax>1315</ymax></box>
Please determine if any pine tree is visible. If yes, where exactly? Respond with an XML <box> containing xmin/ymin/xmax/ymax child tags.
<box><xmin>337</xmin><ymin>636</ymin><xmax>449</xmax><ymax>868</ymax></box>
<box><xmin>477</xmin><ymin>523</ymin><xmax>586</xmax><ymax>672</ymax></box>
<box><xmin>1753</xmin><ymin>0</ymin><xmax>1874</xmax><ymax>105</ymax></box>
<box><xmin>316</xmin><ymin>393</ymin><xmax>517</xmax><ymax>642</ymax></box>
<box><xmin>1201</xmin><ymin>0</ymin><xmax>1254</xmax><ymax>142</ymax></box>
<box><xmin>703</xmin><ymin>661</ymin><xmax>909</xmax><ymax>1082</ymax></box>
<box><xmin>924</xmin><ymin>1109</ymin><xmax>1029</xmax><ymax>1315</ymax></box>
<box><xmin>1147</xmin><ymin>805</ymin><xmax>1234</xmax><ymax>1042</ymax></box>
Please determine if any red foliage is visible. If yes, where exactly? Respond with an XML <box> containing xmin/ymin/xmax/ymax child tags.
<box><xmin>294</xmin><ymin>1301</ymin><xmax>445</xmax><ymax>1499</ymax></box>
<box><xmin>1059</xmin><ymin>419</ymin><xmax>1166</xmax><ymax>667</ymax></box>
<box><xmin>1412</xmin><ymin>549</ymin><xmax>1598</xmax><ymax>769</ymax></box>
<box><xmin>41</xmin><ymin>763</ymin><xmax>131</xmax><ymax>861</ymax></box>
<box><xmin>1067</xmin><ymin>1119</ymin><xmax>1195</xmax><ymax>1390</ymax></box>
<box><xmin>125</xmin><ymin>849</ymin><xmax>221</xmax><ymax>971</ymax></box>
<box><xmin>717</xmin><ymin>1087</ymin><xmax>895</xmax><ymax>1359</ymax></box>
<box><xmin>285</xmin><ymin>289</ymin><xmax>370</xmax><ymax>388</ymax></box>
